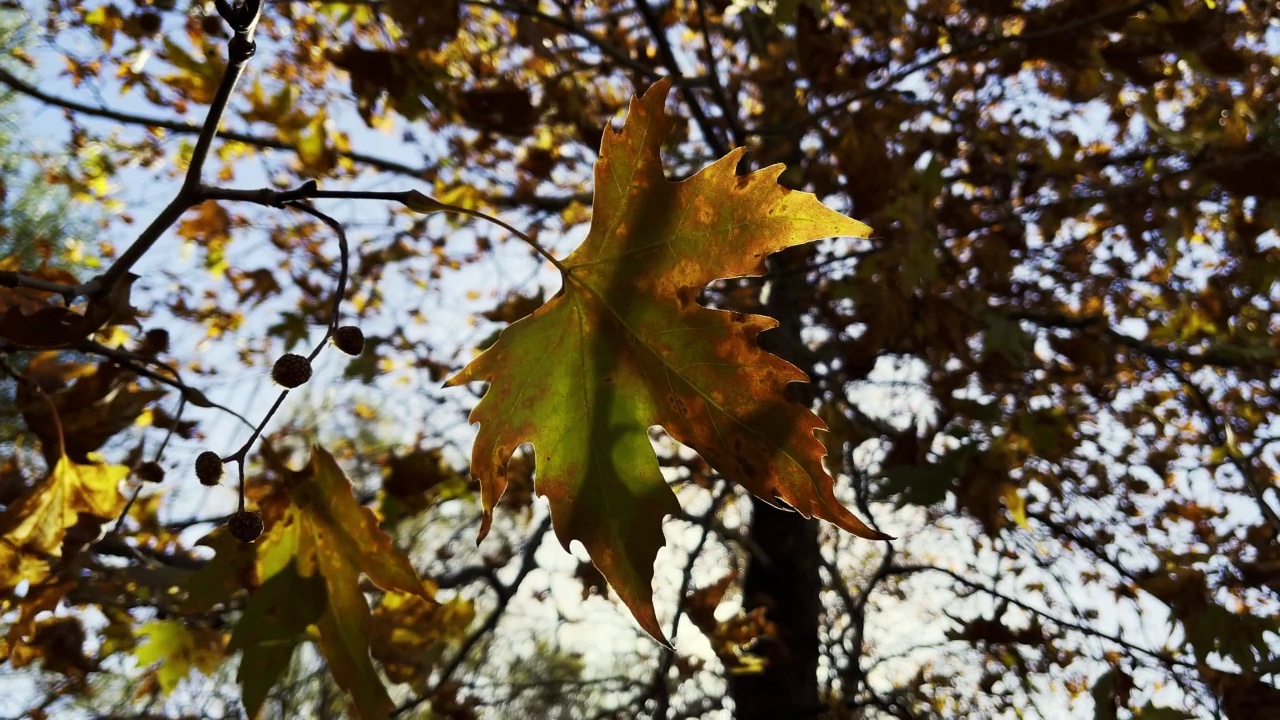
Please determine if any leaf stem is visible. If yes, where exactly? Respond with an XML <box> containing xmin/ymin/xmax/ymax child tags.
<box><xmin>286</xmin><ymin>201</ymin><xmax>350</xmax><ymax>336</ymax></box>
<box><xmin>445</xmin><ymin>203</ymin><xmax>570</xmax><ymax>275</ymax></box>
<box><xmin>203</xmin><ymin>185</ymin><xmax>571</xmax><ymax>274</ymax></box>
<box><xmin>224</xmin><ymin>389</ymin><xmax>289</xmax><ymax>513</ymax></box>
<box><xmin>74</xmin><ymin>339</ymin><xmax>256</xmax><ymax>430</ymax></box>
<box><xmin>213</xmin><ymin>201</ymin><xmax>351</xmax><ymax>512</ymax></box>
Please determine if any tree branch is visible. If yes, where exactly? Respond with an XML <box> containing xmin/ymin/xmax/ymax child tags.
<box><xmin>1010</xmin><ymin>309</ymin><xmax>1280</xmax><ymax>371</ymax></box>
<box><xmin>885</xmin><ymin>563</ymin><xmax>1195</xmax><ymax>670</ymax></box>
<box><xmin>633</xmin><ymin>0</ymin><xmax>727</xmax><ymax>157</ymax></box>
<box><xmin>393</xmin><ymin>516</ymin><xmax>554</xmax><ymax>717</ymax></box>
<box><xmin>81</xmin><ymin>0</ymin><xmax>265</xmax><ymax>299</ymax></box>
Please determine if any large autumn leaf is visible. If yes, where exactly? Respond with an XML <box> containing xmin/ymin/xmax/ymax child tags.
<box><xmin>241</xmin><ymin>447</ymin><xmax>432</xmax><ymax>720</ymax></box>
<box><xmin>447</xmin><ymin>78</ymin><xmax>887</xmax><ymax>642</ymax></box>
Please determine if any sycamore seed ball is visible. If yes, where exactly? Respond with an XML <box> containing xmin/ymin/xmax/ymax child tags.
<box><xmin>195</xmin><ymin>451</ymin><xmax>223</xmax><ymax>486</ymax></box>
<box><xmin>136</xmin><ymin>461</ymin><xmax>165</xmax><ymax>484</ymax></box>
<box><xmin>227</xmin><ymin>510</ymin><xmax>264</xmax><ymax>543</ymax></box>
<box><xmin>333</xmin><ymin>325</ymin><xmax>365</xmax><ymax>356</ymax></box>
<box><xmin>272</xmin><ymin>353</ymin><xmax>312</xmax><ymax>388</ymax></box>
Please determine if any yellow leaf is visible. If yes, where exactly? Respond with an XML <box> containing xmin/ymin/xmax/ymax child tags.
<box><xmin>1003</xmin><ymin>485</ymin><xmax>1029</xmax><ymax>530</ymax></box>
<box><xmin>370</xmin><ymin>590</ymin><xmax>474</xmax><ymax>683</ymax></box>
<box><xmin>240</xmin><ymin>447</ymin><xmax>430</xmax><ymax>720</ymax></box>
<box><xmin>133</xmin><ymin>620</ymin><xmax>193</xmax><ymax>695</ymax></box>
<box><xmin>0</xmin><ymin>456</ymin><xmax>128</xmax><ymax>591</ymax></box>
<box><xmin>133</xmin><ymin>619</ymin><xmax>226</xmax><ymax>696</ymax></box>
<box><xmin>437</xmin><ymin>184</ymin><xmax>482</xmax><ymax>211</ymax></box>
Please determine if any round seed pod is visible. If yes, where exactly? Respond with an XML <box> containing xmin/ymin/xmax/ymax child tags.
<box><xmin>333</xmin><ymin>325</ymin><xmax>365</xmax><ymax>356</ymax></box>
<box><xmin>135</xmin><ymin>461</ymin><xmax>166</xmax><ymax>484</ymax></box>
<box><xmin>227</xmin><ymin>510</ymin><xmax>264</xmax><ymax>543</ymax></box>
<box><xmin>271</xmin><ymin>353</ymin><xmax>312</xmax><ymax>388</ymax></box>
<box><xmin>195</xmin><ymin>451</ymin><xmax>223</xmax><ymax>486</ymax></box>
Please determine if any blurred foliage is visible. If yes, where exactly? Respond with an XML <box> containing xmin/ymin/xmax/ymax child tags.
<box><xmin>0</xmin><ymin>0</ymin><xmax>1277</xmax><ymax>718</ymax></box>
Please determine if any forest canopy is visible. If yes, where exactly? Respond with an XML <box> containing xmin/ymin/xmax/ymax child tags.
<box><xmin>0</xmin><ymin>1</ymin><xmax>1278</xmax><ymax>718</ymax></box>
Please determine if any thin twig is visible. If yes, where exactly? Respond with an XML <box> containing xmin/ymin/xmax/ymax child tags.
<box><xmin>649</xmin><ymin>482</ymin><xmax>731</xmax><ymax>718</ymax></box>
<box><xmin>763</xmin><ymin>0</ymin><xmax>1155</xmax><ymax>134</ymax></box>
<box><xmin>74</xmin><ymin>339</ymin><xmax>255</xmax><ymax>429</ymax></box>
<box><xmin>79</xmin><ymin>0</ymin><xmax>265</xmax><ymax>299</ymax></box>
<box><xmin>1164</xmin><ymin>362</ymin><xmax>1280</xmax><ymax>534</ymax></box>
<box><xmin>693</xmin><ymin>0</ymin><xmax>744</xmax><ymax>148</ymax></box>
<box><xmin>203</xmin><ymin>185</ymin><xmax>570</xmax><ymax>274</ymax></box>
<box><xmin>885</xmin><ymin>563</ymin><xmax>1195</xmax><ymax>669</ymax></box>
<box><xmin>393</xmin><ymin>516</ymin><xmax>555</xmax><ymax>717</ymax></box>
<box><xmin>285</xmin><ymin>201</ymin><xmax>350</xmax><ymax>336</ymax></box>
<box><xmin>1010</xmin><ymin>309</ymin><xmax>1280</xmax><ymax>372</ymax></box>
<box><xmin>0</xmin><ymin>271</ymin><xmax>78</xmax><ymax>299</ymax></box>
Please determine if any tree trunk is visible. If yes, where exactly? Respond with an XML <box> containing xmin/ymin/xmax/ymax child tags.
<box><xmin>729</xmin><ymin>245</ymin><xmax>823</xmax><ymax>719</ymax></box>
<box><xmin>729</xmin><ymin>501</ymin><xmax>822</xmax><ymax>719</ymax></box>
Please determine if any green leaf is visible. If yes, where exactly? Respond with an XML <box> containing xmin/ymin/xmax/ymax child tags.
<box><xmin>1090</xmin><ymin>668</ymin><xmax>1120</xmax><ymax>720</ymax></box>
<box><xmin>133</xmin><ymin>621</ymin><xmax>200</xmax><ymax>695</ymax></box>
<box><xmin>264</xmin><ymin>310</ymin><xmax>312</xmax><ymax>352</ymax></box>
<box><xmin>1186</xmin><ymin>603</ymin><xmax>1279</xmax><ymax>672</ymax></box>
<box><xmin>229</xmin><ymin>561</ymin><xmax>326</xmax><ymax>720</ymax></box>
<box><xmin>343</xmin><ymin>335</ymin><xmax>385</xmax><ymax>384</ymax></box>
<box><xmin>983</xmin><ymin>311</ymin><xmax>1033</xmax><ymax>368</ymax></box>
<box><xmin>181</xmin><ymin>527</ymin><xmax>258</xmax><ymax>613</ymax></box>
<box><xmin>252</xmin><ymin>447</ymin><xmax>430</xmax><ymax>720</ymax></box>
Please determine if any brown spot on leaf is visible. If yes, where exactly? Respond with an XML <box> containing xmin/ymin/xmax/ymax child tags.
<box><xmin>671</xmin><ymin>396</ymin><xmax>689</xmax><ymax>416</ymax></box>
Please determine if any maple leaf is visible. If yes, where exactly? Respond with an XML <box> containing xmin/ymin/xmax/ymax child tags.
<box><xmin>180</xmin><ymin>527</ymin><xmax>258</xmax><ymax>614</ymax></box>
<box><xmin>239</xmin><ymin>447</ymin><xmax>431</xmax><ymax>720</ymax></box>
<box><xmin>447</xmin><ymin>78</ymin><xmax>887</xmax><ymax>642</ymax></box>
<box><xmin>0</xmin><ymin>455</ymin><xmax>128</xmax><ymax>592</ymax></box>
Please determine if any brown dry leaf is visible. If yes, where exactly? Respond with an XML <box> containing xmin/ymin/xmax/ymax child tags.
<box><xmin>17</xmin><ymin>358</ymin><xmax>164</xmax><ymax>464</ymax></box>
<box><xmin>0</xmin><ymin>271</ymin><xmax>138</xmax><ymax>350</ymax></box>
<box><xmin>685</xmin><ymin>568</ymin><xmax>739</xmax><ymax>638</ymax></box>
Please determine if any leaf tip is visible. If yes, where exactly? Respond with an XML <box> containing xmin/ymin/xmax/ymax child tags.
<box><xmin>474</xmin><ymin>509</ymin><xmax>494</xmax><ymax>546</ymax></box>
<box><xmin>849</xmin><ymin>523</ymin><xmax>895</xmax><ymax>542</ymax></box>
<box><xmin>633</xmin><ymin>604</ymin><xmax>671</xmax><ymax>648</ymax></box>
<box><xmin>642</xmin><ymin>76</ymin><xmax>674</xmax><ymax>102</ymax></box>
